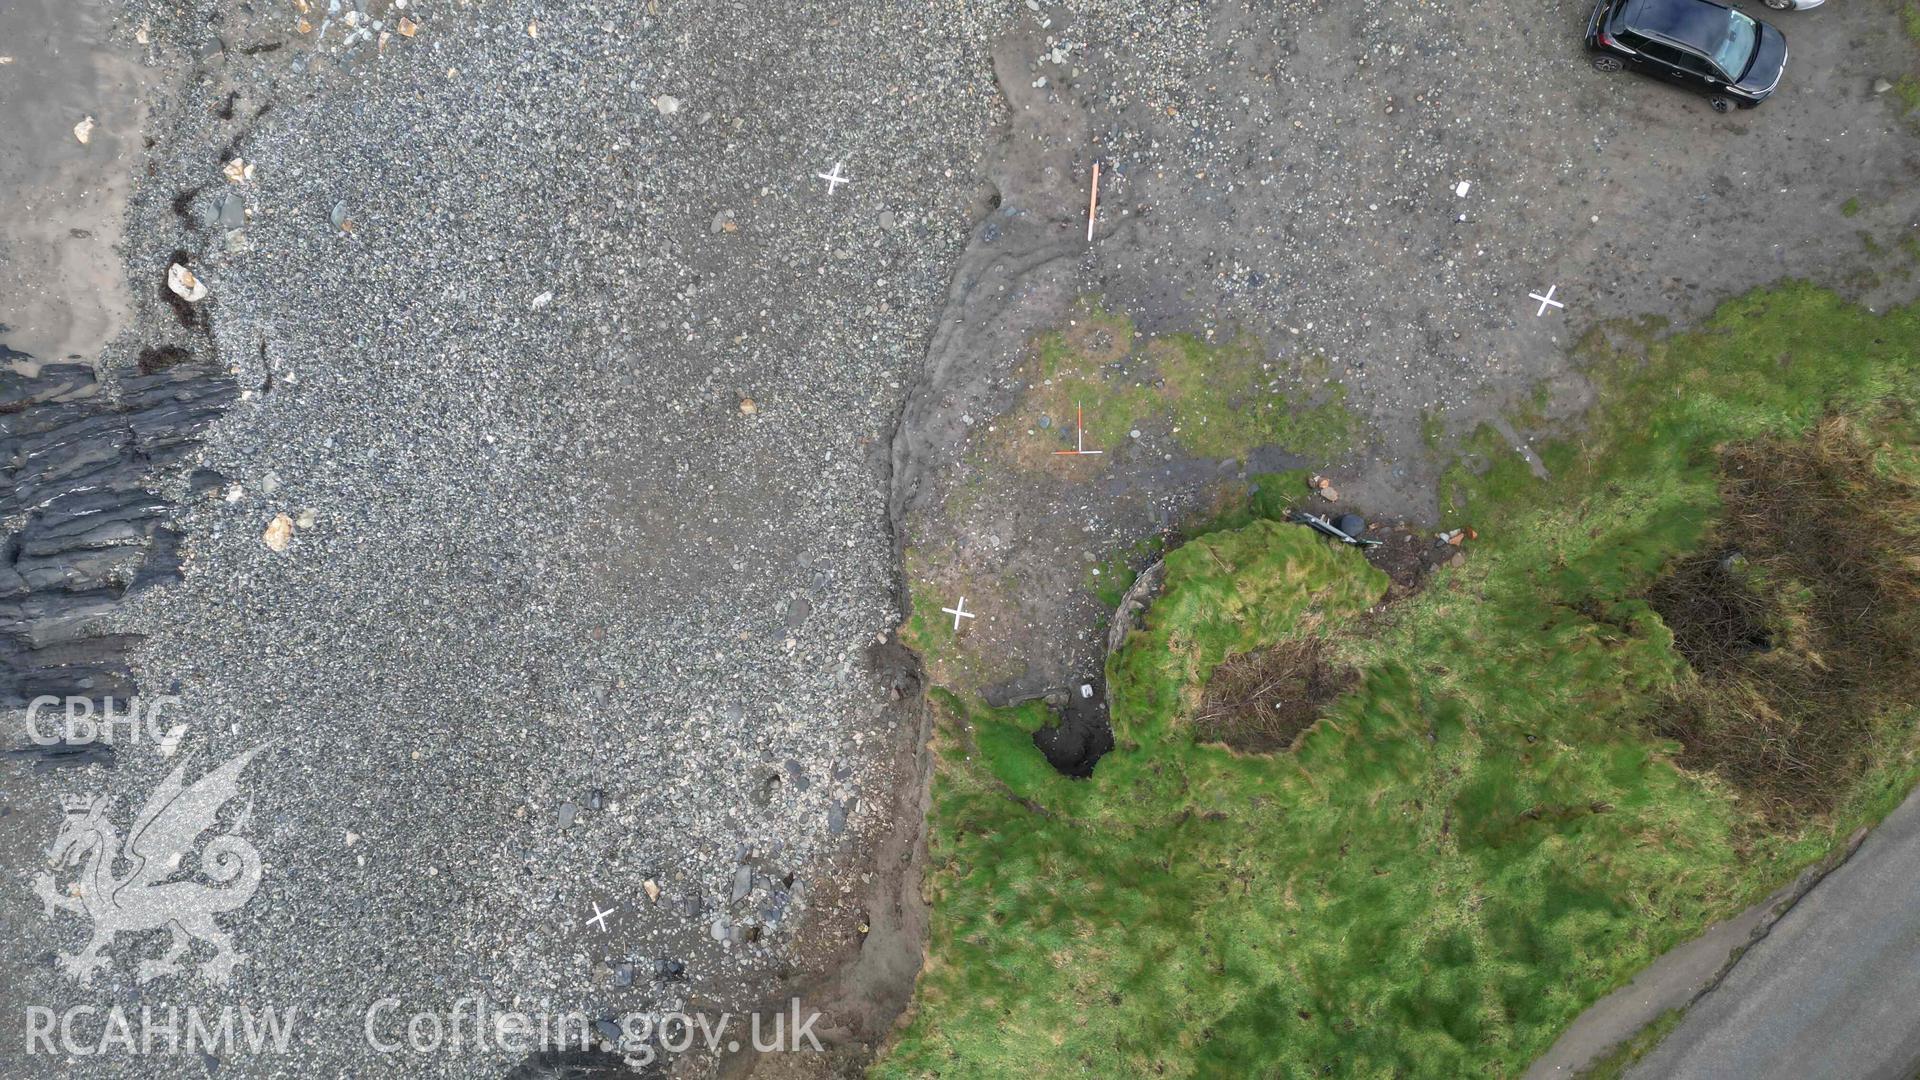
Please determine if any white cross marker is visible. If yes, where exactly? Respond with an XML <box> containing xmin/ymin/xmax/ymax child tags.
<box><xmin>940</xmin><ymin>597</ymin><xmax>975</xmax><ymax>632</ymax></box>
<box><xmin>586</xmin><ymin>901</ymin><xmax>616</xmax><ymax>933</ymax></box>
<box><xmin>1529</xmin><ymin>285</ymin><xmax>1565</xmax><ymax>317</ymax></box>
<box><xmin>815</xmin><ymin>160</ymin><xmax>850</xmax><ymax>195</ymax></box>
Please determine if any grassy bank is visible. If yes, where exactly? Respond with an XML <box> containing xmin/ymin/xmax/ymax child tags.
<box><xmin>880</xmin><ymin>284</ymin><xmax>1920</xmax><ymax>1078</ymax></box>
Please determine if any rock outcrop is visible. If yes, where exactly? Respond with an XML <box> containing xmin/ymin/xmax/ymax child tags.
<box><xmin>0</xmin><ymin>354</ymin><xmax>235</xmax><ymax>713</ymax></box>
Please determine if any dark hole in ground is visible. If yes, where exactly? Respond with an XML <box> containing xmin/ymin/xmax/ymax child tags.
<box><xmin>1032</xmin><ymin>679</ymin><xmax>1113</xmax><ymax>778</ymax></box>
<box><xmin>1643</xmin><ymin>415</ymin><xmax>1920</xmax><ymax>822</ymax></box>
<box><xmin>1193</xmin><ymin>638</ymin><xmax>1357</xmax><ymax>753</ymax></box>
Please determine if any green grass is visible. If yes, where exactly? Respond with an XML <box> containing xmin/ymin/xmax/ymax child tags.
<box><xmin>1897</xmin><ymin>75</ymin><xmax>1920</xmax><ymax>117</ymax></box>
<box><xmin>1021</xmin><ymin>302</ymin><xmax>1357</xmax><ymax>464</ymax></box>
<box><xmin>1903</xmin><ymin>2</ymin><xmax>1920</xmax><ymax>47</ymax></box>
<box><xmin>1090</xmin><ymin>536</ymin><xmax>1166</xmax><ymax>611</ymax></box>
<box><xmin>1842</xmin><ymin>196</ymin><xmax>1863</xmax><ymax>218</ymax></box>
<box><xmin>880</xmin><ymin>284</ymin><xmax>1920</xmax><ymax>1079</ymax></box>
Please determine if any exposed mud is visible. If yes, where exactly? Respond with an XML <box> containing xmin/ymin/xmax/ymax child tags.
<box><xmin>0</xmin><ymin>0</ymin><xmax>157</xmax><ymax>364</ymax></box>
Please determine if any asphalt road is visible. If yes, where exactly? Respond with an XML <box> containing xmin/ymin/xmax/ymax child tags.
<box><xmin>1626</xmin><ymin>785</ymin><xmax>1920</xmax><ymax>1080</ymax></box>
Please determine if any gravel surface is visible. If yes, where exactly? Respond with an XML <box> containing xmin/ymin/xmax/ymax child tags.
<box><xmin>3</xmin><ymin>0</ymin><xmax>998</xmax><ymax>1076</ymax></box>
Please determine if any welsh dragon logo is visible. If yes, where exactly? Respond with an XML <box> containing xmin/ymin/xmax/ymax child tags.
<box><xmin>31</xmin><ymin>744</ymin><xmax>268</xmax><ymax>986</ymax></box>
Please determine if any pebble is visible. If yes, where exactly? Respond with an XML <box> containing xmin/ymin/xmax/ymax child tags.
<box><xmin>166</xmin><ymin>263</ymin><xmax>208</xmax><ymax>302</ymax></box>
<box><xmin>261</xmin><ymin>514</ymin><xmax>294</xmax><ymax>552</ymax></box>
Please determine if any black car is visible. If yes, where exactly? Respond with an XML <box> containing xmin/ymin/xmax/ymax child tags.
<box><xmin>1586</xmin><ymin>0</ymin><xmax>1788</xmax><ymax>111</ymax></box>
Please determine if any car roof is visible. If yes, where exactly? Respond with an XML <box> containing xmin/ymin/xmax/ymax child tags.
<box><xmin>1621</xmin><ymin>0</ymin><xmax>1732</xmax><ymax>53</ymax></box>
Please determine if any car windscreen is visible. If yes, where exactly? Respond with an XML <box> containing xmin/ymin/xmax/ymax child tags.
<box><xmin>1711</xmin><ymin>9</ymin><xmax>1758</xmax><ymax>78</ymax></box>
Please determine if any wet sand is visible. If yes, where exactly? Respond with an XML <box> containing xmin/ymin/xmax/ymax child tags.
<box><xmin>0</xmin><ymin>0</ymin><xmax>153</xmax><ymax>365</ymax></box>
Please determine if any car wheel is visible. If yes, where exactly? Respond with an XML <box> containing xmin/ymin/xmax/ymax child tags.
<box><xmin>1763</xmin><ymin>0</ymin><xmax>1792</xmax><ymax>8</ymax></box>
<box><xmin>1709</xmin><ymin>96</ymin><xmax>1733</xmax><ymax>113</ymax></box>
<box><xmin>1591</xmin><ymin>55</ymin><xmax>1624</xmax><ymax>74</ymax></box>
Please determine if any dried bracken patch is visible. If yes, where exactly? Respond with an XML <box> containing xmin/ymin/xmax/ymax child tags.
<box><xmin>1647</xmin><ymin>416</ymin><xmax>1920</xmax><ymax>821</ymax></box>
<box><xmin>1192</xmin><ymin>638</ymin><xmax>1357</xmax><ymax>753</ymax></box>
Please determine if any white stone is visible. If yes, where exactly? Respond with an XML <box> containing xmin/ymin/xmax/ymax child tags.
<box><xmin>167</xmin><ymin>263</ymin><xmax>208</xmax><ymax>302</ymax></box>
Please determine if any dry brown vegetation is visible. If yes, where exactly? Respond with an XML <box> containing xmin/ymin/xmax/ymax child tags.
<box><xmin>1647</xmin><ymin>416</ymin><xmax>1920</xmax><ymax>820</ymax></box>
<box><xmin>1193</xmin><ymin>637</ymin><xmax>1357</xmax><ymax>753</ymax></box>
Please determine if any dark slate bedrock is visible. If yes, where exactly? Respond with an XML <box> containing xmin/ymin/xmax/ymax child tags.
<box><xmin>0</xmin><ymin>358</ymin><xmax>236</xmax><ymax>730</ymax></box>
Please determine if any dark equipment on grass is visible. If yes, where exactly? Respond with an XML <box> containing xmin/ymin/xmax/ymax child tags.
<box><xmin>1290</xmin><ymin>511</ymin><xmax>1382</xmax><ymax>548</ymax></box>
